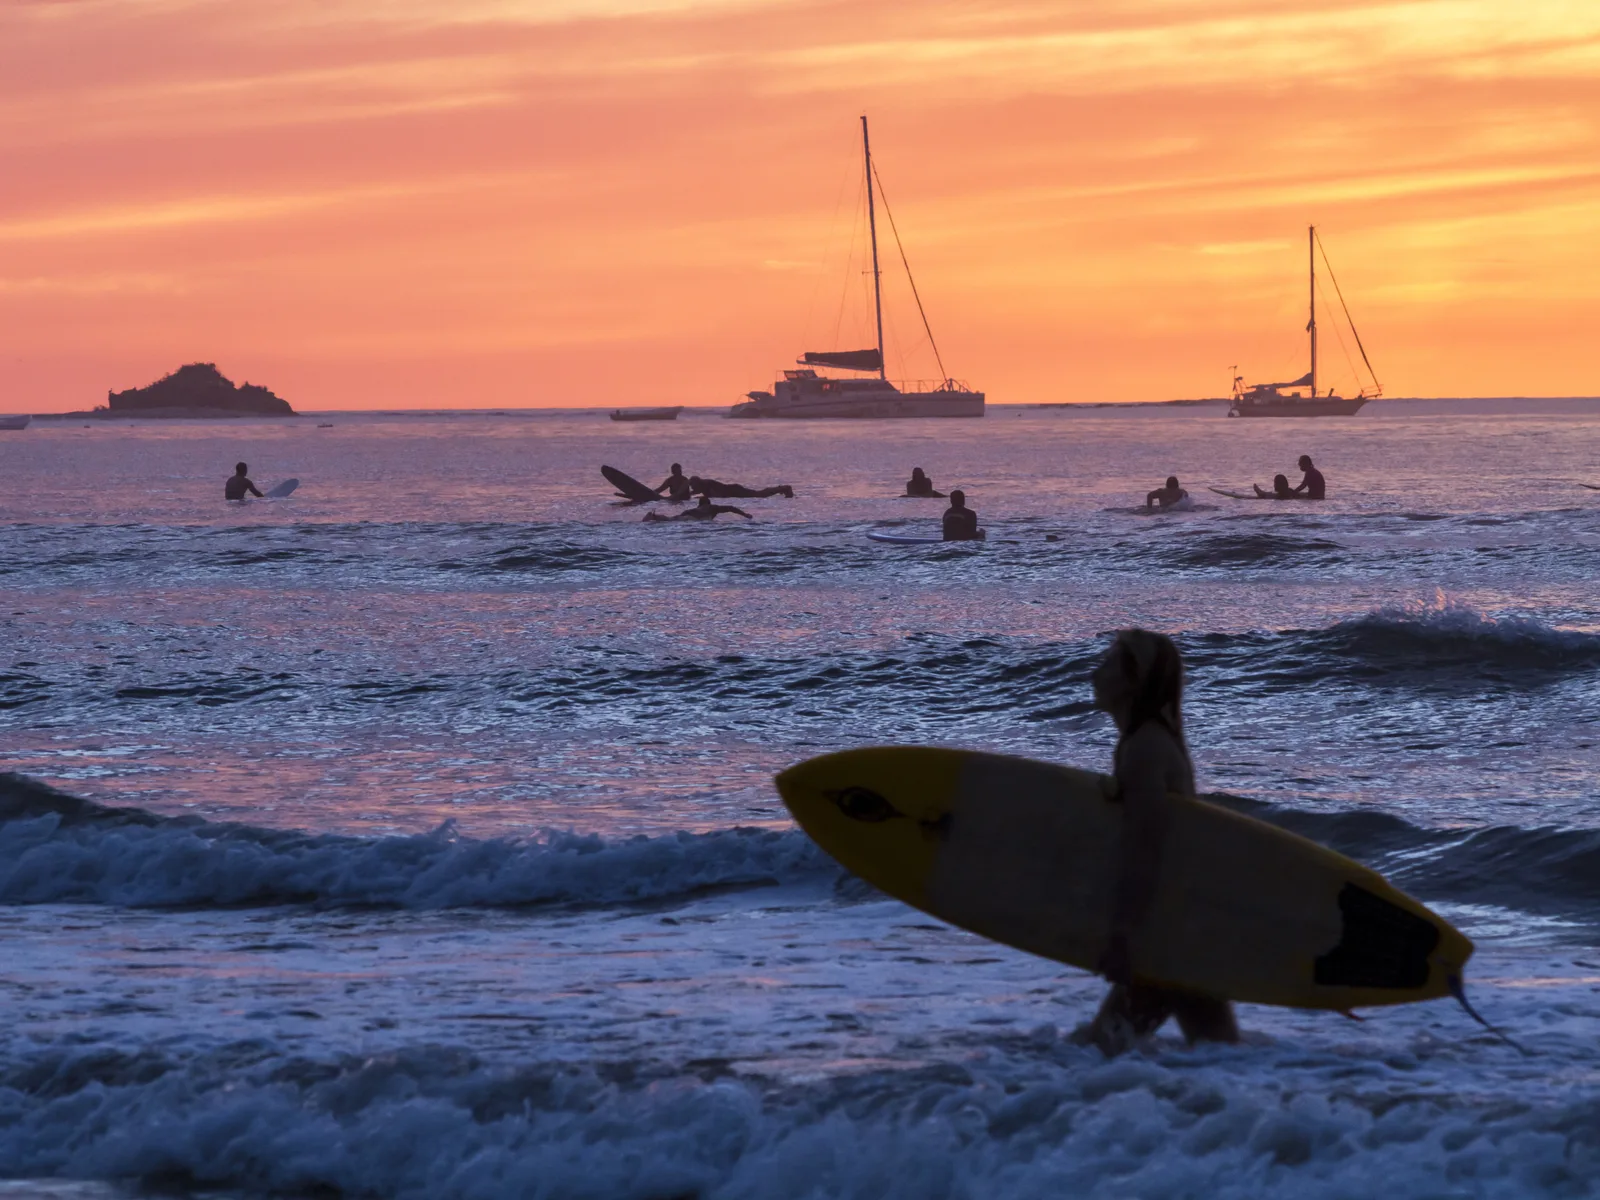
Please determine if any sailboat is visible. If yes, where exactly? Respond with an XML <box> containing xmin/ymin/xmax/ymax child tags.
<box><xmin>730</xmin><ymin>118</ymin><xmax>984</xmax><ymax>419</ymax></box>
<box><xmin>1228</xmin><ymin>227</ymin><xmax>1379</xmax><ymax>418</ymax></box>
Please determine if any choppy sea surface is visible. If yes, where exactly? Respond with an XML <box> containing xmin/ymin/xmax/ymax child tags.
<box><xmin>3</xmin><ymin>400</ymin><xmax>1600</xmax><ymax>1198</ymax></box>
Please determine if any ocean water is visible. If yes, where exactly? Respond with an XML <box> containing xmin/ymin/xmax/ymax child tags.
<box><xmin>3</xmin><ymin>400</ymin><xmax>1600</xmax><ymax>1198</ymax></box>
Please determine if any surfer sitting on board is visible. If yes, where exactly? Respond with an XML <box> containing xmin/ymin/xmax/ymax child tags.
<box><xmin>1254</xmin><ymin>474</ymin><xmax>1294</xmax><ymax>499</ymax></box>
<box><xmin>905</xmin><ymin>467</ymin><xmax>944</xmax><ymax>498</ymax></box>
<box><xmin>942</xmin><ymin>490</ymin><xmax>984</xmax><ymax>541</ymax></box>
<box><xmin>224</xmin><ymin>462</ymin><xmax>264</xmax><ymax>501</ymax></box>
<box><xmin>1291</xmin><ymin>455</ymin><xmax>1326</xmax><ymax>500</ymax></box>
<box><xmin>643</xmin><ymin>496</ymin><xmax>752</xmax><ymax>522</ymax></box>
<box><xmin>1145</xmin><ymin>477</ymin><xmax>1189</xmax><ymax>510</ymax></box>
<box><xmin>1081</xmin><ymin>629</ymin><xmax>1240</xmax><ymax>1053</ymax></box>
<box><xmin>655</xmin><ymin>463</ymin><xmax>693</xmax><ymax>501</ymax></box>
<box><xmin>689</xmin><ymin>476</ymin><xmax>794</xmax><ymax>500</ymax></box>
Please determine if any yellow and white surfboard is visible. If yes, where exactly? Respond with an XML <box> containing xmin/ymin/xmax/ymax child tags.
<box><xmin>777</xmin><ymin>746</ymin><xmax>1473</xmax><ymax>1010</ymax></box>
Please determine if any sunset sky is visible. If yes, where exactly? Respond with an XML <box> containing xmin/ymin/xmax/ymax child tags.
<box><xmin>4</xmin><ymin>0</ymin><xmax>1599</xmax><ymax>410</ymax></box>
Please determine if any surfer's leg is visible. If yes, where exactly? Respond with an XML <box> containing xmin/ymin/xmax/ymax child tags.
<box><xmin>1171</xmin><ymin>993</ymin><xmax>1239</xmax><ymax>1045</ymax></box>
<box><xmin>1078</xmin><ymin>984</ymin><xmax>1173</xmax><ymax>1053</ymax></box>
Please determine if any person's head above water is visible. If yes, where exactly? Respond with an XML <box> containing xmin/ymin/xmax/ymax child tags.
<box><xmin>949</xmin><ymin>488</ymin><xmax>967</xmax><ymax>508</ymax></box>
<box><xmin>696</xmin><ymin>495</ymin><xmax>712</xmax><ymax>507</ymax></box>
<box><xmin>671</xmin><ymin>463</ymin><xmax>682</xmax><ymax>474</ymax></box>
<box><xmin>1299</xmin><ymin>455</ymin><xmax>1314</xmax><ymax>470</ymax></box>
<box><xmin>1166</xmin><ymin>476</ymin><xmax>1180</xmax><ymax>490</ymax></box>
<box><xmin>911</xmin><ymin>467</ymin><xmax>927</xmax><ymax>480</ymax></box>
<box><xmin>234</xmin><ymin>462</ymin><xmax>248</xmax><ymax>475</ymax></box>
<box><xmin>1091</xmin><ymin>628</ymin><xmax>1186</xmax><ymax>745</ymax></box>
<box><xmin>1274</xmin><ymin>473</ymin><xmax>1290</xmax><ymax>491</ymax></box>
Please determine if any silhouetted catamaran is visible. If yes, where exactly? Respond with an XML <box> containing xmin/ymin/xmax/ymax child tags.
<box><xmin>731</xmin><ymin>117</ymin><xmax>984</xmax><ymax>419</ymax></box>
<box><xmin>1229</xmin><ymin>226</ymin><xmax>1380</xmax><ymax>417</ymax></box>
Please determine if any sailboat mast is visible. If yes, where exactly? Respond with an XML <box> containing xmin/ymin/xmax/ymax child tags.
<box><xmin>862</xmin><ymin>115</ymin><xmax>886</xmax><ymax>381</ymax></box>
<box><xmin>1308</xmin><ymin>225</ymin><xmax>1318</xmax><ymax>398</ymax></box>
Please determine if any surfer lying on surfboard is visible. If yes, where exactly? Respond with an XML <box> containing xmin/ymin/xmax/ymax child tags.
<box><xmin>643</xmin><ymin>496</ymin><xmax>752</xmax><ymax>522</ymax></box>
<box><xmin>1082</xmin><ymin>629</ymin><xmax>1240</xmax><ymax>1053</ymax></box>
<box><xmin>690</xmin><ymin>476</ymin><xmax>794</xmax><ymax>500</ymax></box>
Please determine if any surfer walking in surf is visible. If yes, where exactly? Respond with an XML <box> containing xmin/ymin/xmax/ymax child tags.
<box><xmin>1082</xmin><ymin>629</ymin><xmax>1240</xmax><ymax>1053</ymax></box>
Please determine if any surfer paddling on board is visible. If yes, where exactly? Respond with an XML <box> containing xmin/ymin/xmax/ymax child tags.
<box><xmin>1254</xmin><ymin>474</ymin><xmax>1294</xmax><ymax>499</ymax></box>
<box><xmin>655</xmin><ymin>463</ymin><xmax>693</xmax><ymax>501</ymax></box>
<box><xmin>942</xmin><ymin>490</ymin><xmax>984</xmax><ymax>541</ymax></box>
<box><xmin>1291</xmin><ymin>455</ymin><xmax>1326</xmax><ymax>499</ymax></box>
<box><xmin>689</xmin><ymin>476</ymin><xmax>794</xmax><ymax>500</ymax></box>
<box><xmin>1145</xmin><ymin>477</ymin><xmax>1189</xmax><ymax>511</ymax></box>
<box><xmin>905</xmin><ymin>467</ymin><xmax>944</xmax><ymax>498</ymax></box>
<box><xmin>643</xmin><ymin>496</ymin><xmax>752</xmax><ymax>522</ymax></box>
<box><xmin>224</xmin><ymin>462</ymin><xmax>264</xmax><ymax>501</ymax></box>
<box><xmin>1080</xmin><ymin>629</ymin><xmax>1240</xmax><ymax>1053</ymax></box>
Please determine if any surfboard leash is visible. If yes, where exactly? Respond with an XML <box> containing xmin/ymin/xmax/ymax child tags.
<box><xmin>1448</xmin><ymin>975</ymin><xmax>1531</xmax><ymax>1056</ymax></box>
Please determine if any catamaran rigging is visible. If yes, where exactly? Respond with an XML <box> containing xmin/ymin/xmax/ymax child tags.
<box><xmin>731</xmin><ymin>117</ymin><xmax>983</xmax><ymax>419</ymax></box>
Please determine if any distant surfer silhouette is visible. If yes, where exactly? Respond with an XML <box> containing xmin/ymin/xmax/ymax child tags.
<box><xmin>942</xmin><ymin>490</ymin><xmax>983</xmax><ymax>541</ymax></box>
<box><xmin>1145</xmin><ymin>476</ymin><xmax>1189</xmax><ymax>510</ymax></box>
<box><xmin>689</xmin><ymin>476</ymin><xmax>793</xmax><ymax>500</ymax></box>
<box><xmin>655</xmin><ymin>463</ymin><xmax>693</xmax><ymax>501</ymax></box>
<box><xmin>224</xmin><ymin>462</ymin><xmax>264</xmax><ymax>501</ymax></box>
<box><xmin>643</xmin><ymin>496</ymin><xmax>752</xmax><ymax>522</ymax></box>
<box><xmin>1080</xmin><ymin>629</ymin><xmax>1240</xmax><ymax>1053</ymax></box>
<box><xmin>905</xmin><ymin>467</ymin><xmax>944</xmax><ymax>498</ymax></box>
<box><xmin>1292</xmin><ymin>455</ymin><xmax>1326</xmax><ymax>499</ymax></box>
<box><xmin>1254</xmin><ymin>473</ymin><xmax>1294</xmax><ymax>499</ymax></box>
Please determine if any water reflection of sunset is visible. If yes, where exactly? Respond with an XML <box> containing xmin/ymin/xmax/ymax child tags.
<box><xmin>4</xmin><ymin>0</ymin><xmax>1598</xmax><ymax>409</ymax></box>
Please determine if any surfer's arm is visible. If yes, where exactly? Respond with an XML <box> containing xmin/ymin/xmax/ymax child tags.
<box><xmin>1106</xmin><ymin>729</ymin><xmax>1174</xmax><ymax>960</ymax></box>
<box><xmin>247</xmin><ymin>482</ymin><xmax>265</xmax><ymax>498</ymax></box>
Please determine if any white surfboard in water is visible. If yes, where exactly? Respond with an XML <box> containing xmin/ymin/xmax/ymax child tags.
<box><xmin>266</xmin><ymin>479</ymin><xmax>300</xmax><ymax>498</ymax></box>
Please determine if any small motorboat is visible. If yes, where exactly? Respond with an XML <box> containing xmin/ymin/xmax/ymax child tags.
<box><xmin>610</xmin><ymin>406</ymin><xmax>683</xmax><ymax>422</ymax></box>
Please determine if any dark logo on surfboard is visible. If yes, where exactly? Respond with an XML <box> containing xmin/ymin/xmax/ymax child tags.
<box><xmin>828</xmin><ymin>786</ymin><xmax>903</xmax><ymax>823</ymax></box>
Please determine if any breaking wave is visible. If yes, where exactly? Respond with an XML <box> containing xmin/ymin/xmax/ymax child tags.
<box><xmin>0</xmin><ymin>775</ymin><xmax>836</xmax><ymax>910</ymax></box>
<box><xmin>3</xmin><ymin>773</ymin><xmax>1599</xmax><ymax>920</ymax></box>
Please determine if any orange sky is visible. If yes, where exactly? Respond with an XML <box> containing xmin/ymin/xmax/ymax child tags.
<box><xmin>4</xmin><ymin>0</ymin><xmax>1599</xmax><ymax>411</ymax></box>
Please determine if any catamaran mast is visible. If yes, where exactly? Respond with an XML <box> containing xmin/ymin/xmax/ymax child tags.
<box><xmin>862</xmin><ymin>115</ymin><xmax>886</xmax><ymax>381</ymax></box>
<box><xmin>1308</xmin><ymin>225</ymin><xmax>1318</xmax><ymax>398</ymax></box>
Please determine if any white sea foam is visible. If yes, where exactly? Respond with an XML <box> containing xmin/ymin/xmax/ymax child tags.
<box><xmin>2</xmin><ymin>1022</ymin><xmax>1594</xmax><ymax>1199</ymax></box>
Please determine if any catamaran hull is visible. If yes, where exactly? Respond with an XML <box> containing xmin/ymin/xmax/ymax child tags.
<box><xmin>1229</xmin><ymin>398</ymin><xmax>1367</xmax><ymax>417</ymax></box>
<box><xmin>729</xmin><ymin>391</ymin><xmax>985</xmax><ymax>419</ymax></box>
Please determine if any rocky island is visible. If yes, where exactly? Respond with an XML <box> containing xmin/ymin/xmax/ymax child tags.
<box><xmin>105</xmin><ymin>363</ymin><xmax>295</xmax><ymax>417</ymax></box>
<box><xmin>35</xmin><ymin>363</ymin><xmax>297</xmax><ymax>420</ymax></box>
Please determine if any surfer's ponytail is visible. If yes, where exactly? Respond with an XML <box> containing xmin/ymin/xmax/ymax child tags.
<box><xmin>1112</xmin><ymin>628</ymin><xmax>1188</xmax><ymax>756</ymax></box>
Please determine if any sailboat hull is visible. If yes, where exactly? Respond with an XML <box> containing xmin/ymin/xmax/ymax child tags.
<box><xmin>1229</xmin><ymin>397</ymin><xmax>1368</xmax><ymax>417</ymax></box>
<box><xmin>730</xmin><ymin>387</ymin><xmax>984</xmax><ymax>419</ymax></box>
